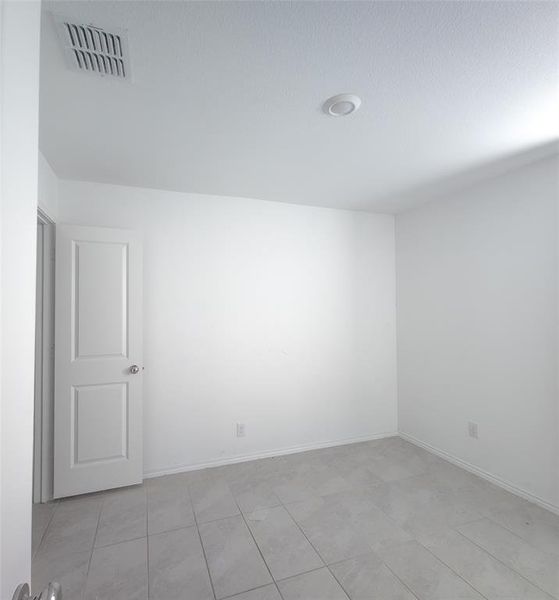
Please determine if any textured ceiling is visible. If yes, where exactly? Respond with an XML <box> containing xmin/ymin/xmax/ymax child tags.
<box><xmin>40</xmin><ymin>1</ymin><xmax>559</xmax><ymax>212</ymax></box>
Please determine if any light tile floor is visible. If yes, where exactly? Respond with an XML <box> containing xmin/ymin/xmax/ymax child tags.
<box><xmin>32</xmin><ymin>437</ymin><xmax>559</xmax><ymax>600</ymax></box>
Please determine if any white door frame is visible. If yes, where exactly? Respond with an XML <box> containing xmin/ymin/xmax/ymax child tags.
<box><xmin>33</xmin><ymin>208</ymin><xmax>55</xmax><ymax>503</ymax></box>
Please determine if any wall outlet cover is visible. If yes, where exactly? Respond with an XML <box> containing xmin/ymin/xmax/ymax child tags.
<box><xmin>468</xmin><ymin>421</ymin><xmax>479</xmax><ymax>439</ymax></box>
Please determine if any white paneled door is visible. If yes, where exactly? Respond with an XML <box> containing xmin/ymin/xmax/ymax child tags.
<box><xmin>54</xmin><ymin>226</ymin><xmax>142</xmax><ymax>498</ymax></box>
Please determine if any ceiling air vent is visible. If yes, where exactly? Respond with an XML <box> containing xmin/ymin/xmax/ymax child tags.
<box><xmin>54</xmin><ymin>16</ymin><xmax>131</xmax><ymax>80</ymax></box>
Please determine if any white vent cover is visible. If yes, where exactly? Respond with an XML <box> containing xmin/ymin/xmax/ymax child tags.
<box><xmin>54</xmin><ymin>16</ymin><xmax>131</xmax><ymax>80</ymax></box>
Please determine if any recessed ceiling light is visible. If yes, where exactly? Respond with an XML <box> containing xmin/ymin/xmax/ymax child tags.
<box><xmin>323</xmin><ymin>94</ymin><xmax>362</xmax><ymax>117</ymax></box>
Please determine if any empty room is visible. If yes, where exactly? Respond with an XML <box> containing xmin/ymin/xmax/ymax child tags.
<box><xmin>1</xmin><ymin>0</ymin><xmax>558</xmax><ymax>599</ymax></box>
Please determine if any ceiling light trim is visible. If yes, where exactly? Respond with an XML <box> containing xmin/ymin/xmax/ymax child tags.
<box><xmin>323</xmin><ymin>94</ymin><xmax>362</xmax><ymax>117</ymax></box>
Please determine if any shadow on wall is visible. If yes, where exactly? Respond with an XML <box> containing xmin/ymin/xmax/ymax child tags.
<box><xmin>379</xmin><ymin>138</ymin><xmax>559</xmax><ymax>213</ymax></box>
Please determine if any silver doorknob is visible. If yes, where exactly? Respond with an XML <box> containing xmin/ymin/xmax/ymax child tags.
<box><xmin>38</xmin><ymin>582</ymin><xmax>62</xmax><ymax>600</ymax></box>
<box><xmin>12</xmin><ymin>582</ymin><xmax>61</xmax><ymax>600</ymax></box>
<box><xmin>129</xmin><ymin>365</ymin><xmax>140</xmax><ymax>374</ymax></box>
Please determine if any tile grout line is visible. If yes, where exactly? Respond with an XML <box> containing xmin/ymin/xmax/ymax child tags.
<box><xmin>360</xmin><ymin>496</ymin><xmax>492</xmax><ymax>600</ymax></box>
<box><xmin>272</xmin><ymin>564</ymin><xmax>326</xmax><ymax>584</ymax></box>
<box><xmin>146</xmin><ymin>488</ymin><xmax>150</xmax><ymax>600</ymax></box>
<box><xmin>231</xmin><ymin>485</ymin><xmax>277</xmax><ymax>593</ymax></box>
<box><xmin>280</xmin><ymin>498</ymin><xmax>352</xmax><ymax>599</ymax></box>
<box><xmin>36</xmin><ymin>441</ymin><xmax>559</xmax><ymax>600</ymax></box>
<box><xmin>92</xmin><ymin>532</ymin><xmax>147</xmax><ymax>549</ymax></box>
<box><xmin>300</xmin><ymin>511</ymin><xmax>420</xmax><ymax>600</ymax></box>
<box><xmin>325</xmin><ymin>547</ymin><xmax>392</xmax><ymax>570</ymax></box>
<box><xmin>353</xmin><ymin>473</ymin><xmax>494</xmax><ymax>599</ymax></box>
<box><xmin>281</xmin><ymin>459</ymin><xmax>488</xmax><ymax>600</ymax></box>
<box><xmin>190</xmin><ymin>455</ymin><xmax>425</xmax><ymax>599</ymax></box>
<box><xmin>477</xmin><ymin>509</ymin><xmax>559</xmax><ymax>557</ymax></box>
<box><xmin>81</xmin><ymin>494</ymin><xmax>105</xmax><ymax>600</ymax></box>
<box><xmin>274</xmin><ymin>565</ymin><xmax>331</xmax><ymax>600</ymax></box>
<box><xmin>32</xmin><ymin>499</ymin><xmax>60</xmax><ymax>559</ymax></box>
<box><xmin>187</xmin><ymin>480</ymin><xmax>218</xmax><ymax>600</ymax></box>
<box><xmin>273</xmin><ymin>450</ymin><xmax>436</xmax><ymax>596</ymax></box>
<box><xmin>89</xmin><ymin>521</ymin><xmax>216</xmax><ymax>553</ymax></box>
<box><xmin>454</xmin><ymin>526</ymin><xmax>558</xmax><ymax>599</ymax></box>
<box><xmin>281</xmin><ymin>501</ymin><xmax>329</xmax><ymax>567</ymax></box>
<box><xmin>167</xmin><ymin>460</ymin><xmax>547</xmax><ymax>597</ymax></box>
<box><xmin>220</xmin><ymin>581</ymin><xmax>285</xmax><ymax>600</ymax></box>
<box><xmin>414</xmin><ymin>537</ymin><xmax>492</xmax><ymax>600</ymax></box>
<box><xmin>193</xmin><ymin>470</ymin><xmax>286</xmax><ymax>598</ymax></box>
<box><xmin>282</xmin><ymin>479</ymin><xmax>414</xmax><ymax>599</ymax></box>
<box><xmin>381</xmin><ymin>562</ymin><xmax>422</xmax><ymax>600</ymax></box>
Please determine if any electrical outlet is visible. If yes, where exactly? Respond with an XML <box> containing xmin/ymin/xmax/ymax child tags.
<box><xmin>236</xmin><ymin>423</ymin><xmax>246</xmax><ymax>438</ymax></box>
<box><xmin>468</xmin><ymin>421</ymin><xmax>479</xmax><ymax>439</ymax></box>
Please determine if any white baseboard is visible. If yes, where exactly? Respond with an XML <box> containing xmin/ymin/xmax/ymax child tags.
<box><xmin>144</xmin><ymin>431</ymin><xmax>398</xmax><ymax>479</ymax></box>
<box><xmin>399</xmin><ymin>431</ymin><xmax>559</xmax><ymax>516</ymax></box>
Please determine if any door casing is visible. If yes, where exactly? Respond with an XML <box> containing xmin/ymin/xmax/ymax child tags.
<box><xmin>33</xmin><ymin>208</ymin><xmax>55</xmax><ymax>503</ymax></box>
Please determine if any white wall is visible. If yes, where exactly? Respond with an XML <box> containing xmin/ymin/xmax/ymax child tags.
<box><xmin>0</xmin><ymin>1</ymin><xmax>42</xmax><ymax>596</ymax></box>
<box><xmin>38</xmin><ymin>151</ymin><xmax>58</xmax><ymax>220</ymax></box>
<box><xmin>396</xmin><ymin>155</ymin><xmax>559</xmax><ymax>510</ymax></box>
<box><xmin>57</xmin><ymin>180</ymin><xmax>398</xmax><ymax>475</ymax></box>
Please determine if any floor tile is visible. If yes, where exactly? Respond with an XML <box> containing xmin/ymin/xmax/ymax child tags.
<box><xmin>32</xmin><ymin>501</ymin><xmax>58</xmax><ymax>556</ymax></box>
<box><xmin>147</xmin><ymin>480</ymin><xmax>194</xmax><ymax>535</ymax></box>
<box><xmin>148</xmin><ymin>526</ymin><xmax>213</xmax><ymax>600</ymax></box>
<box><xmin>32</xmin><ymin>547</ymin><xmax>90</xmax><ymax>600</ymax></box>
<box><xmin>420</xmin><ymin>463</ymin><xmax>534</xmax><ymax>529</ymax></box>
<box><xmin>246</xmin><ymin>505</ymin><xmax>323</xmax><ymax>580</ymax></box>
<box><xmin>329</xmin><ymin>552</ymin><xmax>416</xmax><ymax>600</ymax></box>
<box><xmin>370</xmin><ymin>439</ymin><xmax>433</xmax><ymax>475</ymax></box>
<box><xmin>377</xmin><ymin>540</ymin><xmax>484</xmax><ymax>599</ymax></box>
<box><xmin>270</xmin><ymin>464</ymin><xmax>318</xmax><ymax>504</ymax></box>
<box><xmin>306</xmin><ymin>464</ymin><xmax>353</xmax><ymax>497</ymax></box>
<box><xmin>273</xmin><ymin>453</ymin><xmax>353</xmax><ymax>500</ymax></box>
<box><xmin>229</xmin><ymin>476</ymin><xmax>282</xmax><ymax>514</ymax></box>
<box><xmin>190</xmin><ymin>478</ymin><xmax>240</xmax><ymax>524</ymax></box>
<box><xmin>286</xmin><ymin>495</ymin><xmax>371</xmax><ymax>564</ymax></box>
<box><xmin>145</xmin><ymin>472</ymin><xmax>190</xmax><ymax>490</ymax></box>
<box><xmin>366</xmin><ymin>447</ymin><xmax>429</xmax><ymax>482</ymax></box>
<box><xmin>368</xmin><ymin>475</ymin><xmax>482</xmax><ymax>538</ymax></box>
<box><xmin>340</xmin><ymin>489</ymin><xmax>412</xmax><ymax>551</ymax></box>
<box><xmin>424</xmin><ymin>460</ymin><xmax>489</xmax><ymax>493</ymax></box>
<box><xmin>458</xmin><ymin>518</ymin><xmax>559</xmax><ymax>598</ymax></box>
<box><xmin>277</xmin><ymin>568</ymin><xmax>349</xmax><ymax>600</ymax></box>
<box><xmin>330</xmin><ymin>454</ymin><xmax>384</xmax><ymax>488</ymax></box>
<box><xmin>222</xmin><ymin>459</ymin><xmax>281</xmax><ymax>487</ymax></box>
<box><xmin>32</xmin><ymin>439</ymin><xmax>559</xmax><ymax>600</ymax></box>
<box><xmin>482</xmin><ymin>501</ymin><xmax>559</xmax><ymax>558</ymax></box>
<box><xmin>247</xmin><ymin>456</ymin><xmax>286</xmax><ymax>482</ymax></box>
<box><xmin>40</xmin><ymin>494</ymin><xmax>103</xmax><ymax>559</ymax></box>
<box><xmin>183</xmin><ymin>466</ymin><xmax>223</xmax><ymax>485</ymax></box>
<box><xmin>199</xmin><ymin>515</ymin><xmax>272</xmax><ymax>599</ymax></box>
<box><xmin>84</xmin><ymin>537</ymin><xmax>148</xmax><ymax>600</ymax></box>
<box><xmin>227</xmin><ymin>584</ymin><xmax>283</xmax><ymax>600</ymax></box>
<box><xmin>286</xmin><ymin>489</ymin><xmax>410</xmax><ymax>565</ymax></box>
<box><xmin>95</xmin><ymin>486</ymin><xmax>147</xmax><ymax>547</ymax></box>
<box><xmin>423</xmin><ymin>530</ymin><xmax>551</xmax><ymax>600</ymax></box>
<box><xmin>384</xmin><ymin>439</ymin><xmax>439</xmax><ymax>466</ymax></box>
